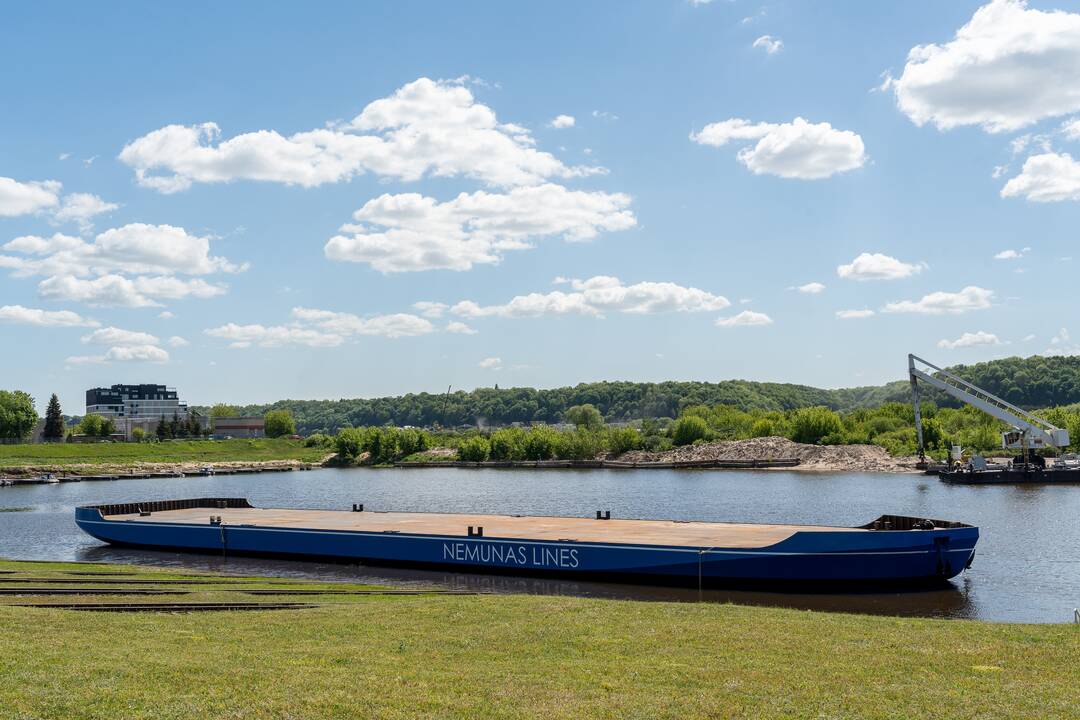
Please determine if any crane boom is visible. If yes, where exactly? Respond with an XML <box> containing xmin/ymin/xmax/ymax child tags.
<box><xmin>907</xmin><ymin>354</ymin><xmax>1070</xmax><ymax>459</ymax></box>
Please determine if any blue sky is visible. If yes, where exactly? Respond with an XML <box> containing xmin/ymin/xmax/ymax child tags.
<box><xmin>2</xmin><ymin>0</ymin><xmax>1080</xmax><ymax>413</ymax></box>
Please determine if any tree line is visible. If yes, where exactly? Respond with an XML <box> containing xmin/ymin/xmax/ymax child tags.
<box><xmin>199</xmin><ymin>355</ymin><xmax>1080</xmax><ymax>435</ymax></box>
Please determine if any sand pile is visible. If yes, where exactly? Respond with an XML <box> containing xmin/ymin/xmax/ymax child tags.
<box><xmin>619</xmin><ymin>436</ymin><xmax>920</xmax><ymax>473</ymax></box>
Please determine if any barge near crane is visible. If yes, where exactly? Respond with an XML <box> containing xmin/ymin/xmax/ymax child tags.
<box><xmin>76</xmin><ymin>498</ymin><xmax>978</xmax><ymax>588</ymax></box>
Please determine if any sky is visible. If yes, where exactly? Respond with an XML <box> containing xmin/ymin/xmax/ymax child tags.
<box><xmin>2</xmin><ymin>0</ymin><xmax>1080</xmax><ymax>414</ymax></box>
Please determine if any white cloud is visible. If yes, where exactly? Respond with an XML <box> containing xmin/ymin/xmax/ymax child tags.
<box><xmin>1</xmin><ymin>224</ymin><xmax>244</xmax><ymax>278</ymax></box>
<box><xmin>204</xmin><ymin>323</ymin><xmax>344</xmax><ymax>349</ymax></box>
<box><xmin>994</xmin><ymin>247</ymin><xmax>1030</xmax><ymax>259</ymax></box>
<box><xmin>1044</xmin><ymin>328</ymin><xmax>1080</xmax><ymax>356</ymax></box>
<box><xmin>446</xmin><ymin>321</ymin><xmax>477</xmax><ymax>335</ymax></box>
<box><xmin>549</xmin><ymin>115</ymin><xmax>575</xmax><ymax>129</ymax></box>
<box><xmin>793</xmin><ymin>282</ymin><xmax>825</xmax><ymax>294</ymax></box>
<box><xmin>592</xmin><ymin>110</ymin><xmax>619</xmax><ymax>122</ymax></box>
<box><xmin>451</xmin><ymin>276</ymin><xmax>729</xmax><ymax>319</ymax></box>
<box><xmin>1051</xmin><ymin>327</ymin><xmax>1070</xmax><ymax>345</ymax></box>
<box><xmin>690</xmin><ymin>117</ymin><xmax>866</xmax><ymax>179</ymax></box>
<box><xmin>715</xmin><ymin>310</ymin><xmax>773</xmax><ymax>327</ymax></box>
<box><xmin>836</xmin><ymin>309</ymin><xmax>875</xmax><ymax>320</ymax></box>
<box><xmin>883</xmin><ymin>286</ymin><xmax>994</xmax><ymax>315</ymax></box>
<box><xmin>158</xmin><ymin>311</ymin><xmax>175</xmax><ymax>319</ymax></box>
<box><xmin>290</xmin><ymin>307</ymin><xmax>435</xmax><ymax>338</ymax></box>
<box><xmin>837</xmin><ymin>252</ymin><xmax>924</xmax><ymax>281</ymax></box>
<box><xmin>324</xmin><ymin>184</ymin><xmax>635</xmax><ymax>272</ymax></box>
<box><xmin>412</xmin><ymin>301</ymin><xmax>448</xmax><ymax>318</ymax></box>
<box><xmin>752</xmin><ymin>35</ymin><xmax>783</xmax><ymax>54</ymax></box>
<box><xmin>0</xmin><ymin>177</ymin><xmax>61</xmax><ymax>217</ymax></box>
<box><xmin>0</xmin><ymin>304</ymin><xmax>99</xmax><ymax>327</ymax></box>
<box><xmin>937</xmin><ymin>330</ymin><xmax>1003</xmax><ymax>349</ymax></box>
<box><xmin>52</xmin><ymin>193</ymin><xmax>119</xmax><ymax>230</ymax></box>
<box><xmin>168</xmin><ymin>336</ymin><xmax>190</xmax><ymax>347</ymax></box>
<box><xmin>119</xmin><ymin>78</ymin><xmax>601</xmax><ymax>193</ymax></box>
<box><xmin>38</xmin><ymin>274</ymin><xmax>227</xmax><ymax>307</ymax></box>
<box><xmin>81</xmin><ymin>326</ymin><xmax>160</xmax><ymax>347</ymax></box>
<box><xmin>67</xmin><ymin>344</ymin><xmax>170</xmax><ymax>365</ymax></box>
<box><xmin>479</xmin><ymin>356</ymin><xmax>502</xmax><ymax>370</ymax></box>
<box><xmin>887</xmin><ymin>0</ymin><xmax>1080</xmax><ymax>133</ymax></box>
<box><xmin>204</xmin><ymin>307</ymin><xmax>436</xmax><ymax>349</ymax></box>
<box><xmin>1001</xmin><ymin>152</ymin><xmax>1080</xmax><ymax>202</ymax></box>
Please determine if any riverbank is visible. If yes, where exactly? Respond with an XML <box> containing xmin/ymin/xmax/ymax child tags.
<box><xmin>0</xmin><ymin>439</ymin><xmax>331</xmax><ymax>479</ymax></box>
<box><xmin>0</xmin><ymin>559</ymin><xmax>1077</xmax><ymax>719</ymax></box>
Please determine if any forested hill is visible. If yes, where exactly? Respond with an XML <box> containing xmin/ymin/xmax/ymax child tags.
<box><xmin>207</xmin><ymin>355</ymin><xmax>1080</xmax><ymax>435</ymax></box>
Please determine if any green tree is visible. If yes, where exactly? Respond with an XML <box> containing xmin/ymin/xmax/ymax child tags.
<box><xmin>523</xmin><ymin>425</ymin><xmax>560</xmax><ymax>460</ymax></box>
<box><xmin>77</xmin><ymin>414</ymin><xmax>104</xmax><ymax>437</ymax></box>
<box><xmin>156</xmin><ymin>415</ymin><xmax>168</xmax><ymax>440</ymax></box>
<box><xmin>672</xmin><ymin>416</ymin><xmax>709</xmax><ymax>446</ymax></box>
<box><xmin>131</xmin><ymin>427</ymin><xmax>146</xmax><ymax>442</ymax></box>
<box><xmin>489</xmin><ymin>427</ymin><xmax>527</xmax><ymax>461</ymax></box>
<box><xmin>265</xmin><ymin>409</ymin><xmax>297</xmax><ymax>438</ymax></box>
<box><xmin>169</xmin><ymin>412</ymin><xmax>181</xmax><ymax>439</ymax></box>
<box><xmin>565</xmin><ymin>404</ymin><xmax>604</xmax><ymax>430</ymax></box>
<box><xmin>98</xmin><ymin>416</ymin><xmax>116</xmax><ymax>437</ymax></box>
<box><xmin>210</xmin><ymin>403</ymin><xmax>239</xmax><ymax>417</ymax></box>
<box><xmin>0</xmin><ymin>390</ymin><xmax>37</xmax><ymax>441</ymax></box>
<box><xmin>43</xmin><ymin>393</ymin><xmax>64</xmax><ymax>441</ymax></box>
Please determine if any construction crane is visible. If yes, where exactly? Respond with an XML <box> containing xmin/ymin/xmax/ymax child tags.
<box><xmin>908</xmin><ymin>354</ymin><xmax>1070</xmax><ymax>465</ymax></box>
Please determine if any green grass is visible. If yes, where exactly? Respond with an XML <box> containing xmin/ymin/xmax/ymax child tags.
<box><xmin>0</xmin><ymin>560</ymin><xmax>1077</xmax><ymax>719</ymax></box>
<box><xmin>0</xmin><ymin>439</ymin><xmax>327</xmax><ymax>469</ymax></box>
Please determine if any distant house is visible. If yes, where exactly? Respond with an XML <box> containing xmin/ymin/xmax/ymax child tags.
<box><xmin>211</xmin><ymin>416</ymin><xmax>265</xmax><ymax>439</ymax></box>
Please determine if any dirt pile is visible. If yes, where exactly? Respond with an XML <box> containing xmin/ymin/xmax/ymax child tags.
<box><xmin>619</xmin><ymin>436</ymin><xmax>920</xmax><ymax>473</ymax></box>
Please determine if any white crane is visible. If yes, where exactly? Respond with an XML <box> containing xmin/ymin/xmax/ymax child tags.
<box><xmin>908</xmin><ymin>354</ymin><xmax>1070</xmax><ymax>463</ymax></box>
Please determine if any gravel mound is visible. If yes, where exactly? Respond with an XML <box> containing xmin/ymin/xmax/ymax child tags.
<box><xmin>618</xmin><ymin>436</ymin><xmax>920</xmax><ymax>473</ymax></box>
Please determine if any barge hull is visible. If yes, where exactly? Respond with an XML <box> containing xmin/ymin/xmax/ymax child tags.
<box><xmin>75</xmin><ymin>499</ymin><xmax>978</xmax><ymax>587</ymax></box>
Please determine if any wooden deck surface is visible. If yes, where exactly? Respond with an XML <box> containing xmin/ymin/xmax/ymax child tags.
<box><xmin>108</xmin><ymin>508</ymin><xmax>864</xmax><ymax>549</ymax></box>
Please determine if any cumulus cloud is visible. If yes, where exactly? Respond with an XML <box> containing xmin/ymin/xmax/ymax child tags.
<box><xmin>690</xmin><ymin>117</ymin><xmax>866</xmax><ymax>179</ymax></box>
<box><xmin>752</xmin><ymin>35</ymin><xmax>783</xmax><ymax>54</ymax></box>
<box><xmin>549</xmin><ymin>115</ymin><xmax>575</xmax><ymax>129</ymax></box>
<box><xmin>937</xmin><ymin>330</ymin><xmax>1003</xmax><ymax>349</ymax></box>
<box><xmin>67</xmin><ymin>345</ymin><xmax>170</xmax><ymax>365</ymax></box>
<box><xmin>836</xmin><ymin>309</ymin><xmax>875</xmax><ymax>319</ymax></box>
<box><xmin>0</xmin><ymin>304</ymin><xmax>99</xmax><ymax>327</ymax></box>
<box><xmin>119</xmin><ymin>78</ymin><xmax>601</xmax><ymax>193</ymax></box>
<box><xmin>994</xmin><ymin>247</ymin><xmax>1030</xmax><ymax>259</ymax></box>
<box><xmin>450</xmin><ymin>276</ymin><xmax>730</xmax><ymax>319</ymax></box>
<box><xmin>52</xmin><ymin>193</ymin><xmax>119</xmax><ymax>230</ymax></box>
<box><xmin>886</xmin><ymin>0</ymin><xmax>1080</xmax><ymax>133</ymax></box>
<box><xmin>1</xmin><ymin>223</ymin><xmax>243</xmax><ymax>308</ymax></box>
<box><xmin>412</xmin><ymin>301</ymin><xmax>448</xmax><ymax>318</ymax></box>
<box><xmin>446</xmin><ymin>321</ymin><xmax>477</xmax><ymax>335</ymax></box>
<box><xmin>837</xmin><ymin>252</ymin><xmax>924</xmax><ymax>281</ymax></box>
<box><xmin>478</xmin><ymin>356</ymin><xmax>503</xmax><ymax>370</ymax></box>
<box><xmin>168</xmin><ymin>336</ymin><xmax>190</xmax><ymax>347</ymax></box>
<box><xmin>793</xmin><ymin>282</ymin><xmax>825</xmax><ymax>294</ymax></box>
<box><xmin>81</xmin><ymin>326</ymin><xmax>160</xmax><ymax>347</ymax></box>
<box><xmin>1001</xmin><ymin>152</ymin><xmax>1080</xmax><ymax>202</ymax></box>
<box><xmin>324</xmin><ymin>184</ymin><xmax>636</xmax><ymax>272</ymax></box>
<box><xmin>882</xmin><ymin>286</ymin><xmax>994</xmax><ymax>315</ymax></box>
<box><xmin>0</xmin><ymin>177</ymin><xmax>61</xmax><ymax>217</ymax></box>
<box><xmin>38</xmin><ymin>274</ymin><xmax>227</xmax><ymax>307</ymax></box>
<box><xmin>715</xmin><ymin>310</ymin><xmax>773</xmax><ymax>327</ymax></box>
<box><xmin>205</xmin><ymin>307</ymin><xmax>436</xmax><ymax>349</ymax></box>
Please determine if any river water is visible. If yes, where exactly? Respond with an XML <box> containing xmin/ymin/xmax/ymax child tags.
<box><xmin>1</xmin><ymin>467</ymin><xmax>1077</xmax><ymax>623</ymax></box>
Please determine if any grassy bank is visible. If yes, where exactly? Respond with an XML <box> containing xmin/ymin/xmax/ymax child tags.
<box><xmin>0</xmin><ymin>560</ymin><xmax>1077</xmax><ymax>719</ymax></box>
<box><xmin>0</xmin><ymin>438</ymin><xmax>327</xmax><ymax>470</ymax></box>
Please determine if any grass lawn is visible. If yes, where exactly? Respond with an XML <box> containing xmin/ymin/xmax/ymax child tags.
<box><xmin>0</xmin><ymin>439</ymin><xmax>328</xmax><ymax>469</ymax></box>
<box><xmin>0</xmin><ymin>560</ymin><xmax>1077</xmax><ymax>719</ymax></box>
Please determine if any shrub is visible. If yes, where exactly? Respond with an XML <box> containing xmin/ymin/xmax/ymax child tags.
<box><xmin>564</xmin><ymin>404</ymin><xmax>604</xmax><ymax>430</ymax></box>
<box><xmin>334</xmin><ymin>428</ymin><xmax>366</xmax><ymax>459</ymax></box>
<box><xmin>523</xmin><ymin>425</ymin><xmax>561</xmax><ymax>460</ymax></box>
<box><xmin>457</xmin><ymin>435</ymin><xmax>491</xmax><ymax>462</ymax></box>
<box><xmin>750</xmin><ymin>419</ymin><xmax>777</xmax><ymax>438</ymax></box>
<box><xmin>788</xmin><ymin>407</ymin><xmax>843</xmax><ymax>444</ymax></box>
<box><xmin>671</xmin><ymin>416</ymin><xmax>709</xmax><ymax>446</ymax></box>
<box><xmin>131</xmin><ymin>427</ymin><xmax>146</xmax><ymax>442</ymax></box>
<box><xmin>606</xmin><ymin>427</ymin><xmax>642</xmax><ymax>454</ymax></box>
<box><xmin>557</xmin><ymin>429</ymin><xmax>605</xmax><ymax>460</ymax></box>
<box><xmin>489</xmin><ymin>427</ymin><xmax>526</xmax><ymax>461</ymax></box>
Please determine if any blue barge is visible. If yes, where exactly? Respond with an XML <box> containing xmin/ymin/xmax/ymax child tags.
<box><xmin>75</xmin><ymin>498</ymin><xmax>978</xmax><ymax>588</ymax></box>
